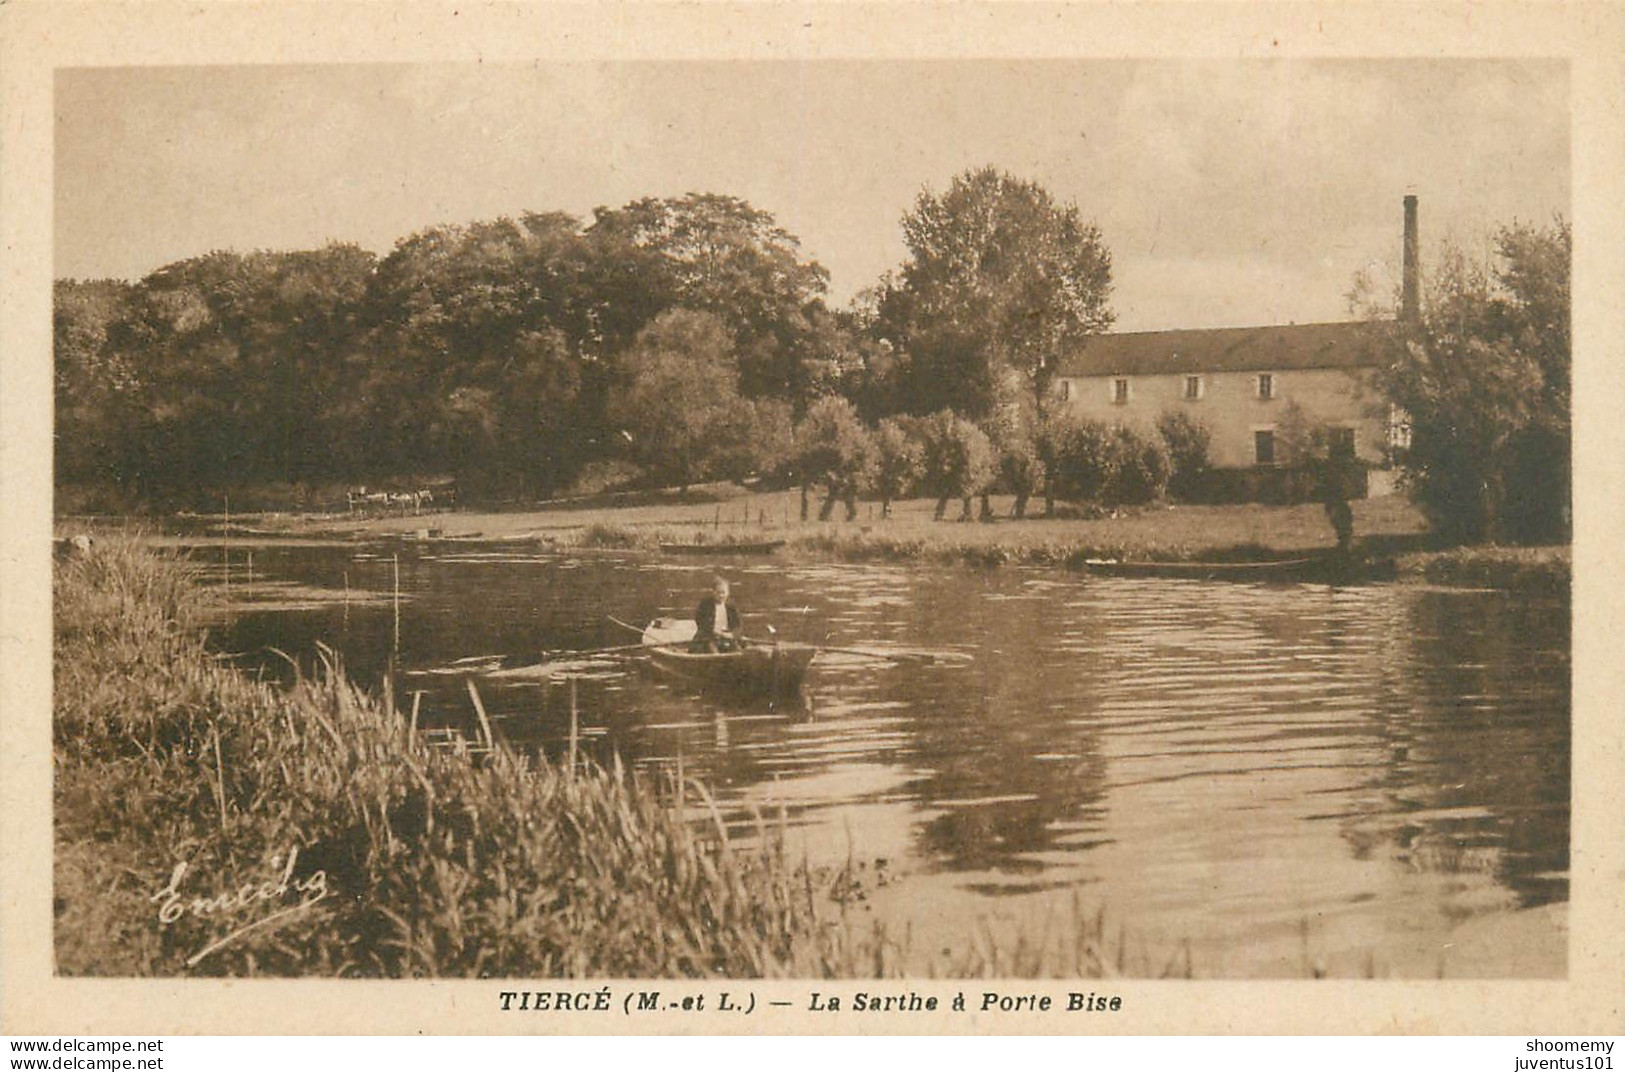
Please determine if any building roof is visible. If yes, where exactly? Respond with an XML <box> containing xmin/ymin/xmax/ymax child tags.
<box><xmin>1058</xmin><ymin>320</ymin><xmax>1385</xmax><ymax>378</ymax></box>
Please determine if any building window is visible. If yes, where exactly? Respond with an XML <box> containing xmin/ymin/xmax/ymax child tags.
<box><xmin>1254</xmin><ymin>429</ymin><xmax>1276</xmax><ymax>466</ymax></box>
<box><xmin>1386</xmin><ymin>405</ymin><xmax>1412</xmax><ymax>456</ymax></box>
<box><xmin>1329</xmin><ymin>426</ymin><xmax>1356</xmax><ymax>457</ymax></box>
<box><xmin>1058</xmin><ymin>379</ymin><xmax>1073</xmax><ymax>402</ymax></box>
<box><xmin>1256</xmin><ymin>373</ymin><xmax>1276</xmax><ymax>400</ymax></box>
<box><xmin>1183</xmin><ymin>375</ymin><xmax>1203</xmax><ymax>400</ymax></box>
<box><xmin>1112</xmin><ymin>378</ymin><xmax>1130</xmax><ymax>404</ymax></box>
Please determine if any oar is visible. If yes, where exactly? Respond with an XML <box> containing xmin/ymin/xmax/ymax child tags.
<box><xmin>546</xmin><ymin>640</ymin><xmax>653</xmax><ymax>658</ymax></box>
<box><xmin>813</xmin><ymin>645</ymin><xmax>959</xmax><ymax>665</ymax></box>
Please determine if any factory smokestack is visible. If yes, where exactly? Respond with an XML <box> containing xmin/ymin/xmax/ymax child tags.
<box><xmin>1401</xmin><ymin>194</ymin><xmax>1420</xmax><ymax>322</ymax></box>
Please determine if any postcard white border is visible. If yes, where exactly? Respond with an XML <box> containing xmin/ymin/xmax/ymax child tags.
<box><xmin>3</xmin><ymin>1</ymin><xmax>1622</xmax><ymax>1036</ymax></box>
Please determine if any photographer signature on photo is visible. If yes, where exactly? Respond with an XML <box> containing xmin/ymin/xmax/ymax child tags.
<box><xmin>150</xmin><ymin>847</ymin><xmax>329</xmax><ymax>967</ymax></box>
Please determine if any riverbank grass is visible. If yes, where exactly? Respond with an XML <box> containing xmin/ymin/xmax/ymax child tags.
<box><xmin>1396</xmin><ymin>544</ymin><xmax>1570</xmax><ymax>595</ymax></box>
<box><xmin>54</xmin><ymin>540</ymin><xmax>888</xmax><ymax>977</ymax></box>
<box><xmin>55</xmin><ymin>540</ymin><xmax>1182</xmax><ymax>978</ymax></box>
<box><xmin>73</xmin><ymin>488</ymin><xmax>1568</xmax><ymax>591</ymax></box>
<box><xmin>304</xmin><ymin>489</ymin><xmax>1433</xmax><ymax>564</ymax></box>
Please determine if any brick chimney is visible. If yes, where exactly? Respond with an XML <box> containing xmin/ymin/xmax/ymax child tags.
<box><xmin>1401</xmin><ymin>194</ymin><xmax>1420</xmax><ymax>322</ymax></box>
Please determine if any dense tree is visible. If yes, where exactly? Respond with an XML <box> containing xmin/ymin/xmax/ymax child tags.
<box><xmin>870</xmin><ymin>417</ymin><xmax>924</xmax><ymax>519</ymax></box>
<box><xmin>53</xmin><ymin>192</ymin><xmax>853</xmax><ymax>506</ymax></box>
<box><xmin>230</xmin><ymin>245</ymin><xmax>378</xmax><ymax>485</ymax></box>
<box><xmin>714</xmin><ymin>397</ymin><xmax>797</xmax><ymax>486</ymax></box>
<box><xmin>607</xmin><ymin>310</ymin><xmax>752</xmax><ymax>492</ymax></box>
<box><xmin>916</xmin><ymin>410</ymin><xmax>996</xmax><ymax>521</ymax></box>
<box><xmin>80</xmin><ymin>246</ymin><xmax>375</xmax><ymax>501</ymax></box>
<box><xmin>843</xmin><ymin>277</ymin><xmax>914</xmax><ymax>420</ymax></box>
<box><xmin>586</xmin><ymin>194</ymin><xmax>835</xmax><ymax>401</ymax></box>
<box><xmin>792</xmin><ymin>397</ymin><xmax>874</xmax><ymax>521</ymax></box>
<box><xmin>1043</xmin><ymin>415</ymin><xmax>1118</xmax><ymax>507</ymax></box>
<box><xmin>878</xmin><ymin>167</ymin><xmax>1114</xmax><ymax>420</ymax></box>
<box><xmin>1155</xmin><ymin>410</ymin><xmax>1214</xmax><ymax>503</ymax></box>
<box><xmin>983</xmin><ymin>381</ymin><xmax>1046</xmax><ymax>519</ymax></box>
<box><xmin>1108</xmin><ymin>426</ymin><xmax>1172</xmax><ymax>505</ymax></box>
<box><xmin>358</xmin><ymin>219</ymin><xmax>594</xmax><ymax>492</ymax></box>
<box><xmin>1368</xmin><ymin>218</ymin><xmax>1571</xmax><ymax>543</ymax></box>
<box><xmin>54</xmin><ymin>279</ymin><xmax>139</xmax><ymax>496</ymax></box>
<box><xmin>1042</xmin><ymin>419</ymin><xmax>1169</xmax><ymax>508</ymax></box>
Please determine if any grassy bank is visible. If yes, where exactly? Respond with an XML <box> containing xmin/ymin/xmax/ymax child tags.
<box><xmin>66</xmin><ymin>487</ymin><xmax>1571</xmax><ymax>593</ymax></box>
<box><xmin>347</xmin><ymin>490</ymin><xmax>1576</xmax><ymax>587</ymax></box>
<box><xmin>53</xmin><ymin>540</ymin><xmax>892</xmax><ymax>977</ymax></box>
<box><xmin>111</xmin><ymin>486</ymin><xmax>1574</xmax><ymax>589</ymax></box>
<box><xmin>1396</xmin><ymin>544</ymin><xmax>1571</xmax><ymax>596</ymax></box>
<box><xmin>239</xmin><ymin>488</ymin><xmax>1432</xmax><ymax>562</ymax></box>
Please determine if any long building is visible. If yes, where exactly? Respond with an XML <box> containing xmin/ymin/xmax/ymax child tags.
<box><xmin>1053</xmin><ymin>196</ymin><xmax>1418</xmax><ymax>495</ymax></box>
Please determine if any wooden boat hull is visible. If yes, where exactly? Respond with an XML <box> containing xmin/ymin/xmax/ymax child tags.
<box><xmin>643</xmin><ymin>643</ymin><xmax>817</xmax><ymax>694</ymax></box>
<box><xmin>1083</xmin><ymin>556</ymin><xmax>1325</xmax><ymax>581</ymax></box>
<box><xmin>659</xmin><ymin>540</ymin><xmax>785</xmax><ymax>555</ymax></box>
<box><xmin>639</xmin><ymin>616</ymin><xmax>814</xmax><ymax>697</ymax></box>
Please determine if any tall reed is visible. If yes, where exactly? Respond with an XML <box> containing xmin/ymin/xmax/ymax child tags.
<box><xmin>53</xmin><ymin>538</ymin><xmax>1182</xmax><ymax>978</ymax></box>
<box><xmin>53</xmin><ymin>540</ymin><xmax>876</xmax><ymax>976</ymax></box>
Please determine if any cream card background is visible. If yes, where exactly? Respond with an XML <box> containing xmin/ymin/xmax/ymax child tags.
<box><xmin>2</xmin><ymin>1</ymin><xmax>1621</xmax><ymax>1036</ymax></box>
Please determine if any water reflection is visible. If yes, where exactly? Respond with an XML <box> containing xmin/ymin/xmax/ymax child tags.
<box><xmin>211</xmin><ymin>545</ymin><xmax>1570</xmax><ymax>976</ymax></box>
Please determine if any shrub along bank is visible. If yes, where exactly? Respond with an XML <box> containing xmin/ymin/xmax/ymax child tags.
<box><xmin>1395</xmin><ymin>544</ymin><xmax>1570</xmax><ymax>596</ymax></box>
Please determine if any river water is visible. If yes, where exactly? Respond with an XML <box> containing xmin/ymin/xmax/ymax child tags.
<box><xmin>210</xmin><ymin>542</ymin><xmax>1570</xmax><ymax>978</ymax></box>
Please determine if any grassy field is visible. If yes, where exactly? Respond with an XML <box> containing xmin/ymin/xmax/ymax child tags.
<box><xmin>290</xmin><ymin>486</ymin><xmax>1436</xmax><ymax>562</ymax></box>
<box><xmin>99</xmin><ymin>484</ymin><xmax>1572</xmax><ymax>589</ymax></box>
<box><xmin>61</xmin><ymin>485</ymin><xmax>1571</xmax><ymax>591</ymax></box>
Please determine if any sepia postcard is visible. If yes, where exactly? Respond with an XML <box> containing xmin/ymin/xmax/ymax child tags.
<box><xmin>2</xmin><ymin>0</ymin><xmax>1622</xmax><ymax>1037</ymax></box>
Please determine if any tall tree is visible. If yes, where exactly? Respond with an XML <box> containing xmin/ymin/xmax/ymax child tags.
<box><xmin>1370</xmin><ymin>218</ymin><xmax>1571</xmax><ymax>544</ymax></box>
<box><xmin>54</xmin><ymin>193</ymin><xmax>851</xmax><ymax>503</ymax></box>
<box><xmin>229</xmin><ymin>245</ymin><xmax>377</xmax><ymax>484</ymax></box>
<box><xmin>86</xmin><ymin>247</ymin><xmax>371</xmax><ymax>500</ymax></box>
<box><xmin>881</xmin><ymin>167</ymin><xmax>1114</xmax><ymax>419</ymax></box>
<box><xmin>586</xmin><ymin>194</ymin><xmax>835</xmax><ymax>401</ymax></box>
<box><xmin>359</xmin><ymin>218</ymin><xmax>591</xmax><ymax>493</ymax></box>
<box><xmin>54</xmin><ymin>278</ymin><xmax>138</xmax><ymax>493</ymax></box>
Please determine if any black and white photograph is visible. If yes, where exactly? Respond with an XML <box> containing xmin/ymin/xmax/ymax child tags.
<box><xmin>3</xmin><ymin>1</ymin><xmax>1622</xmax><ymax>1040</ymax></box>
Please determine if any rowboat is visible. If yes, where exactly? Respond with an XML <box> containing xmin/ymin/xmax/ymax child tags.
<box><xmin>658</xmin><ymin>539</ymin><xmax>786</xmax><ymax>556</ymax></box>
<box><xmin>638</xmin><ymin>617</ymin><xmax>816</xmax><ymax>697</ymax></box>
<box><xmin>1082</xmin><ymin>556</ymin><xmax>1327</xmax><ymax>581</ymax></box>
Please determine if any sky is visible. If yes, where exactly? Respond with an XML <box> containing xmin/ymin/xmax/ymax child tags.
<box><xmin>54</xmin><ymin>59</ymin><xmax>1569</xmax><ymax>333</ymax></box>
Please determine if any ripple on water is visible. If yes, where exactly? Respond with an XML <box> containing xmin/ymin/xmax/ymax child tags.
<box><xmin>213</xmin><ymin>547</ymin><xmax>1571</xmax><ymax>977</ymax></box>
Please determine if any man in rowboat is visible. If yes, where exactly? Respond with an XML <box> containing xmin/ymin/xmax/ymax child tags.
<box><xmin>690</xmin><ymin>576</ymin><xmax>743</xmax><ymax>653</ymax></box>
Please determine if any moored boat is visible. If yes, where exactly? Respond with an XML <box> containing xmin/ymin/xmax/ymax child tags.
<box><xmin>639</xmin><ymin>617</ymin><xmax>816</xmax><ymax>697</ymax></box>
<box><xmin>1083</xmin><ymin>556</ymin><xmax>1326</xmax><ymax>581</ymax></box>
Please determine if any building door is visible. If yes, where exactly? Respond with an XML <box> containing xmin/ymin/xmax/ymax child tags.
<box><xmin>1254</xmin><ymin>429</ymin><xmax>1276</xmax><ymax>466</ymax></box>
